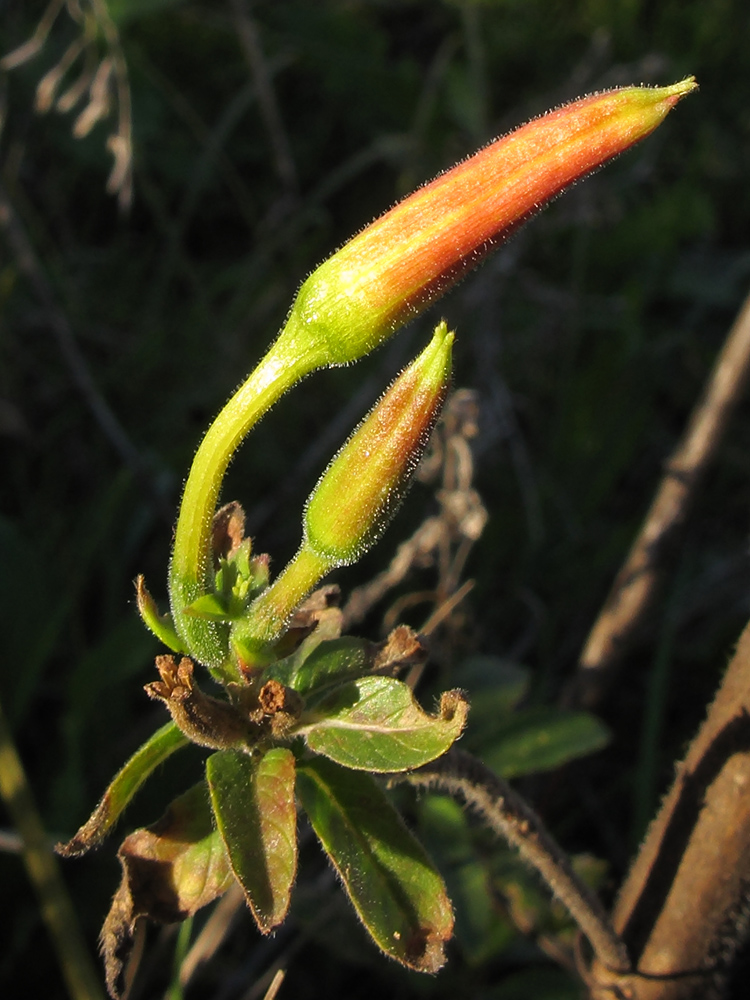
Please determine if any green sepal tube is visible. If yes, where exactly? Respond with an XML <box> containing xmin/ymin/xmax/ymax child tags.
<box><xmin>230</xmin><ymin>322</ymin><xmax>453</xmax><ymax>668</ymax></box>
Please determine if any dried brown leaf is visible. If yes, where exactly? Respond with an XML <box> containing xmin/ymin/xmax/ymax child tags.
<box><xmin>101</xmin><ymin>783</ymin><xmax>233</xmax><ymax>998</ymax></box>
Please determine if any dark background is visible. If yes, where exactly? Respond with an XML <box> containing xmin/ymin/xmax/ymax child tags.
<box><xmin>2</xmin><ymin>1</ymin><xmax>750</xmax><ymax>998</ymax></box>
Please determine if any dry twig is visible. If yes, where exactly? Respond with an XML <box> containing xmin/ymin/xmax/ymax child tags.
<box><xmin>178</xmin><ymin>884</ymin><xmax>245</xmax><ymax>989</ymax></box>
<box><xmin>569</xmin><ymin>288</ymin><xmax>750</xmax><ymax>709</ymax></box>
<box><xmin>587</xmin><ymin>621</ymin><xmax>750</xmax><ymax>999</ymax></box>
<box><xmin>0</xmin><ymin>0</ymin><xmax>66</xmax><ymax>70</ymax></box>
<box><xmin>2</xmin><ymin>0</ymin><xmax>133</xmax><ymax>208</ymax></box>
<box><xmin>229</xmin><ymin>0</ymin><xmax>297</xmax><ymax>196</ymax></box>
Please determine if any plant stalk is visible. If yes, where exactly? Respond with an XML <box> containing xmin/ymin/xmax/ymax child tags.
<box><xmin>394</xmin><ymin>748</ymin><xmax>630</xmax><ymax>976</ymax></box>
<box><xmin>587</xmin><ymin>620</ymin><xmax>750</xmax><ymax>999</ymax></box>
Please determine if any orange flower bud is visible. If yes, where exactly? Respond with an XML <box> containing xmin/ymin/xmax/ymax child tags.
<box><xmin>280</xmin><ymin>79</ymin><xmax>696</xmax><ymax>367</ymax></box>
<box><xmin>171</xmin><ymin>78</ymin><xmax>696</xmax><ymax>676</ymax></box>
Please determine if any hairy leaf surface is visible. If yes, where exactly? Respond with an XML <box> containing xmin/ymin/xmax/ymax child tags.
<box><xmin>302</xmin><ymin>675</ymin><xmax>467</xmax><ymax>771</ymax></box>
<box><xmin>101</xmin><ymin>782</ymin><xmax>232</xmax><ymax>998</ymax></box>
<box><xmin>297</xmin><ymin>756</ymin><xmax>453</xmax><ymax>972</ymax></box>
<box><xmin>207</xmin><ymin>747</ymin><xmax>297</xmax><ymax>933</ymax></box>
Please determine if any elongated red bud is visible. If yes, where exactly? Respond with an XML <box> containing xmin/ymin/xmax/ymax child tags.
<box><xmin>278</xmin><ymin>78</ymin><xmax>697</xmax><ymax>367</ymax></box>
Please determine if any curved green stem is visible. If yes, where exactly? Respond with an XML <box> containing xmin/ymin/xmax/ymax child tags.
<box><xmin>168</xmin><ymin>319</ymin><xmax>323</xmax><ymax>672</ymax></box>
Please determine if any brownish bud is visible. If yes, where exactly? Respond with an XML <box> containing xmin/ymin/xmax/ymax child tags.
<box><xmin>145</xmin><ymin>656</ymin><xmax>249</xmax><ymax>750</ymax></box>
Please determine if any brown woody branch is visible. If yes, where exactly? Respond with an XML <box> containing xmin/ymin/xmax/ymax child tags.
<box><xmin>587</xmin><ymin>621</ymin><xmax>750</xmax><ymax>999</ymax></box>
<box><xmin>569</xmin><ymin>288</ymin><xmax>750</xmax><ymax>709</ymax></box>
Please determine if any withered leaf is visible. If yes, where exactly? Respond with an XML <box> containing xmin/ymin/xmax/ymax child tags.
<box><xmin>101</xmin><ymin>782</ymin><xmax>233</xmax><ymax>998</ymax></box>
<box><xmin>144</xmin><ymin>655</ymin><xmax>250</xmax><ymax>749</ymax></box>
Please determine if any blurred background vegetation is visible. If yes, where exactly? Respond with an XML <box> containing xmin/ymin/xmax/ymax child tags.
<box><xmin>2</xmin><ymin>1</ymin><xmax>750</xmax><ymax>998</ymax></box>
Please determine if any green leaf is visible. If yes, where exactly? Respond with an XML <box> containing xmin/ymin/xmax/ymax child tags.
<box><xmin>297</xmin><ymin>757</ymin><xmax>453</xmax><ymax>972</ymax></box>
<box><xmin>449</xmin><ymin>858</ymin><xmax>517</xmax><ymax>965</ymax></box>
<box><xmin>301</xmin><ymin>676</ymin><xmax>468</xmax><ymax>772</ymax></box>
<box><xmin>475</xmin><ymin>706</ymin><xmax>610</xmax><ymax>779</ymax></box>
<box><xmin>206</xmin><ymin>747</ymin><xmax>297</xmax><ymax>933</ymax></box>
<box><xmin>56</xmin><ymin>721</ymin><xmax>189</xmax><ymax>856</ymax></box>
<box><xmin>261</xmin><ymin>609</ymin><xmax>346</xmax><ymax>691</ymax></box>
<box><xmin>493</xmin><ymin>850</ymin><xmax>561</xmax><ymax>934</ymax></box>
<box><xmin>417</xmin><ymin>792</ymin><xmax>473</xmax><ymax>865</ymax></box>
<box><xmin>136</xmin><ymin>575</ymin><xmax>187</xmax><ymax>653</ymax></box>
<box><xmin>460</xmin><ymin>656</ymin><xmax>529</xmax><ymax>712</ymax></box>
<box><xmin>101</xmin><ymin>782</ymin><xmax>233</xmax><ymax>999</ymax></box>
<box><xmin>182</xmin><ymin>593</ymin><xmax>233</xmax><ymax>622</ymax></box>
<box><xmin>271</xmin><ymin>637</ymin><xmax>372</xmax><ymax>696</ymax></box>
<box><xmin>457</xmin><ymin>657</ymin><xmax>531</xmax><ymax>749</ymax></box>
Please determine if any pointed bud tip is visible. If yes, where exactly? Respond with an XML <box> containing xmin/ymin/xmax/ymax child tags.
<box><xmin>661</xmin><ymin>76</ymin><xmax>698</xmax><ymax>107</ymax></box>
<box><xmin>420</xmin><ymin>320</ymin><xmax>455</xmax><ymax>383</ymax></box>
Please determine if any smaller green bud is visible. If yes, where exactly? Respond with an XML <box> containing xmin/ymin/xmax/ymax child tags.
<box><xmin>305</xmin><ymin>320</ymin><xmax>454</xmax><ymax>565</ymax></box>
<box><xmin>231</xmin><ymin>322</ymin><xmax>454</xmax><ymax>666</ymax></box>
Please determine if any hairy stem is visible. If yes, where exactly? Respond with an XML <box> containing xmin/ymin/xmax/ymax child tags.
<box><xmin>393</xmin><ymin>748</ymin><xmax>630</xmax><ymax>976</ymax></box>
<box><xmin>168</xmin><ymin>323</ymin><xmax>320</xmax><ymax>670</ymax></box>
<box><xmin>587</xmin><ymin>620</ymin><xmax>750</xmax><ymax>999</ymax></box>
